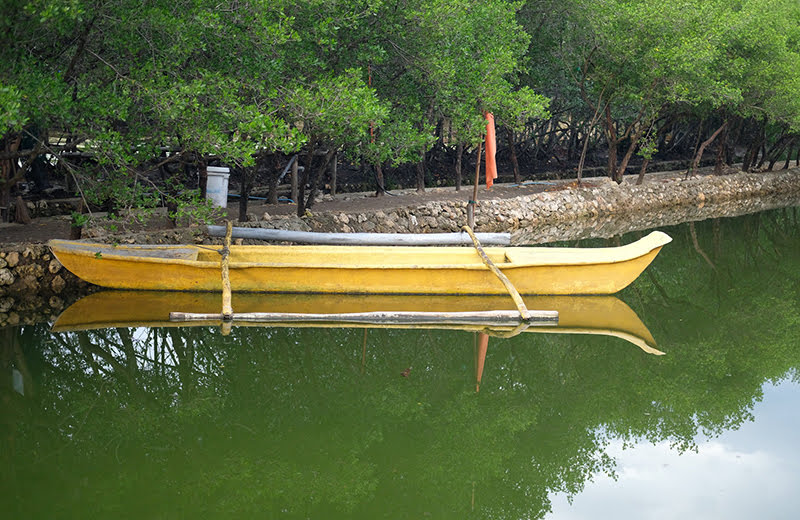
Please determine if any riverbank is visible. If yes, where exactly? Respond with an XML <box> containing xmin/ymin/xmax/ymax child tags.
<box><xmin>1</xmin><ymin>165</ymin><xmax>799</xmax><ymax>326</ymax></box>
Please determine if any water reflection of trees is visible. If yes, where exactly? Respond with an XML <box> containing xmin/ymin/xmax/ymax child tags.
<box><xmin>3</xmin><ymin>208</ymin><xmax>800</xmax><ymax>518</ymax></box>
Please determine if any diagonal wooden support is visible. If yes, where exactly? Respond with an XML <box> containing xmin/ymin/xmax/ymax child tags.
<box><xmin>461</xmin><ymin>225</ymin><xmax>531</xmax><ymax>322</ymax></box>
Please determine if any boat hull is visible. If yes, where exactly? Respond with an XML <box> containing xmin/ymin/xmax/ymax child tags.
<box><xmin>48</xmin><ymin>231</ymin><xmax>671</xmax><ymax>295</ymax></box>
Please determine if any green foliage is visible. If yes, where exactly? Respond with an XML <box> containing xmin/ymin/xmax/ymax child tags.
<box><xmin>520</xmin><ymin>0</ymin><xmax>800</xmax><ymax>172</ymax></box>
<box><xmin>69</xmin><ymin>210</ymin><xmax>88</xmax><ymax>227</ymax></box>
<box><xmin>361</xmin><ymin>113</ymin><xmax>435</xmax><ymax>166</ymax></box>
<box><xmin>1</xmin><ymin>0</ymin><xmax>799</xmax><ymax>217</ymax></box>
<box><xmin>283</xmin><ymin>70</ymin><xmax>387</xmax><ymax>151</ymax></box>
<box><xmin>0</xmin><ymin>83</ymin><xmax>26</xmax><ymax>131</ymax></box>
<box><xmin>165</xmin><ymin>185</ymin><xmax>221</xmax><ymax>225</ymax></box>
<box><xmin>637</xmin><ymin>130</ymin><xmax>659</xmax><ymax>161</ymax></box>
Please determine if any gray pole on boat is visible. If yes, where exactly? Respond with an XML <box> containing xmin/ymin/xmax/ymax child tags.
<box><xmin>207</xmin><ymin>226</ymin><xmax>511</xmax><ymax>246</ymax></box>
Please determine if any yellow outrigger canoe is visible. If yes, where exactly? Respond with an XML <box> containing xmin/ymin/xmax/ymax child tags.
<box><xmin>48</xmin><ymin>231</ymin><xmax>670</xmax><ymax>295</ymax></box>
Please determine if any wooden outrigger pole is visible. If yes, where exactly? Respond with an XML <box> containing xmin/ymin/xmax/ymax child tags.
<box><xmin>220</xmin><ymin>221</ymin><xmax>233</xmax><ymax>321</ymax></box>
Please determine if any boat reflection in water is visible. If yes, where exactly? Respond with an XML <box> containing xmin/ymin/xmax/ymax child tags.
<box><xmin>54</xmin><ymin>290</ymin><xmax>662</xmax><ymax>356</ymax></box>
<box><xmin>54</xmin><ymin>291</ymin><xmax>662</xmax><ymax>397</ymax></box>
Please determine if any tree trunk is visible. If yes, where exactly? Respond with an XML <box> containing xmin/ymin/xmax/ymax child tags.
<box><xmin>198</xmin><ymin>158</ymin><xmax>208</xmax><ymax>199</ymax></box>
<box><xmin>267</xmin><ymin>173</ymin><xmax>280</xmax><ymax>205</ymax></box>
<box><xmin>374</xmin><ymin>161</ymin><xmax>385</xmax><ymax>196</ymax></box>
<box><xmin>765</xmin><ymin>134</ymin><xmax>792</xmax><ymax>171</ymax></box>
<box><xmin>69</xmin><ymin>201</ymin><xmax>85</xmax><ymax>239</ymax></box>
<box><xmin>297</xmin><ymin>140</ymin><xmax>316</xmax><ymax>216</ymax></box>
<box><xmin>714</xmin><ymin>123</ymin><xmax>729</xmax><ymax>175</ymax></box>
<box><xmin>686</xmin><ymin>119</ymin><xmax>705</xmax><ymax>177</ymax></box>
<box><xmin>14</xmin><ymin>196</ymin><xmax>31</xmax><ymax>224</ymax></box>
<box><xmin>329</xmin><ymin>154</ymin><xmax>337</xmax><ymax>196</ymax></box>
<box><xmin>604</xmin><ymin>105</ymin><xmax>620</xmax><ymax>183</ymax></box>
<box><xmin>742</xmin><ymin>120</ymin><xmax>763</xmax><ymax>172</ymax></box>
<box><xmin>635</xmin><ymin>158</ymin><xmax>650</xmax><ymax>185</ymax></box>
<box><xmin>577</xmin><ymin>100</ymin><xmax>605</xmax><ymax>185</ymax></box>
<box><xmin>305</xmin><ymin>148</ymin><xmax>336</xmax><ymax>210</ymax></box>
<box><xmin>454</xmin><ymin>142</ymin><xmax>464</xmax><ymax>191</ymax></box>
<box><xmin>415</xmin><ymin>149</ymin><xmax>426</xmax><ymax>192</ymax></box>
<box><xmin>756</xmin><ymin>129</ymin><xmax>768</xmax><ymax>169</ymax></box>
<box><xmin>532</xmin><ymin>120</ymin><xmax>548</xmax><ymax>173</ymax></box>
<box><xmin>507</xmin><ymin>129</ymin><xmax>521</xmax><ymax>183</ymax></box>
<box><xmin>1</xmin><ymin>136</ymin><xmax>21</xmax><ymax>223</ymax></box>
<box><xmin>617</xmin><ymin>131</ymin><xmax>643</xmax><ymax>182</ymax></box>
<box><xmin>290</xmin><ymin>158</ymin><xmax>299</xmax><ymax>204</ymax></box>
<box><xmin>238</xmin><ymin>166</ymin><xmax>252</xmax><ymax>222</ymax></box>
<box><xmin>782</xmin><ymin>139</ymin><xmax>796</xmax><ymax>170</ymax></box>
<box><xmin>743</xmin><ymin>141</ymin><xmax>759</xmax><ymax>172</ymax></box>
<box><xmin>691</xmin><ymin>121</ymin><xmax>728</xmax><ymax>176</ymax></box>
<box><xmin>265</xmin><ymin>154</ymin><xmax>281</xmax><ymax>205</ymax></box>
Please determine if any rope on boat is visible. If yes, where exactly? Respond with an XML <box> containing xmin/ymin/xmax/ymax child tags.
<box><xmin>220</xmin><ymin>221</ymin><xmax>234</xmax><ymax>322</ymax></box>
<box><xmin>461</xmin><ymin>225</ymin><xmax>531</xmax><ymax>322</ymax></box>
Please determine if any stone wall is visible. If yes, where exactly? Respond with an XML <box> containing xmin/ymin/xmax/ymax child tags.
<box><xmin>230</xmin><ymin>169</ymin><xmax>800</xmax><ymax>244</ymax></box>
<box><xmin>0</xmin><ymin>244</ymin><xmax>92</xmax><ymax>327</ymax></box>
<box><xmin>9</xmin><ymin>198</ymin><xmax>81</xmax><ymax>221</ymax></box>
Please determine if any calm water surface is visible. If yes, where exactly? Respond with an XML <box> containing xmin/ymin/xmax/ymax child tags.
<box><xmin>3</xmin><ymin>208</ymin><xmax>800</xmax><ymax>518</ymax></box>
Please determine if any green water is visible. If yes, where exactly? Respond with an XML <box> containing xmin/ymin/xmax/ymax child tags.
<box><xmin>3</xmin><ymin>208</ymin><xmax>800</xmax><ymax>519</ymax></box>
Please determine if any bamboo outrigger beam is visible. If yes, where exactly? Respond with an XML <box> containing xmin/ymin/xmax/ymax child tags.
<box><xmin>169</xmin><ymin>309</ymin><xmax>559</xmax><ymax>326</ymax></box>
<box><xmin>206</xmin><ymin>225</ymin><xmax>511</xmax><ymax>246</ymax></box>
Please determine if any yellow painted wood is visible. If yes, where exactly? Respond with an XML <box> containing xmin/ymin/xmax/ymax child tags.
<box><xmin>48</xmin><ymin>231</ymin><xmax>671</xmax><ymax>295</ymax></box>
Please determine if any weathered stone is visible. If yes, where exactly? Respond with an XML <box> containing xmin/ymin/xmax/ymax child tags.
<box><xmin>18</xmin><ymin>264</ymin><xmax>44</xmax><ymax>278</ymax></box>
<box><xmin>51</xmin><ymin>275</ymin><xmax>66</xmax><ymax>293</ymax></box>
<box><xmin>0</xmin><ymin>296</ymin><xmax>13</xmax><ymax>313</ymax></box>
<box><xmin>0</xmin><ymin>269</ymin><xmax>14</xmax><ymax>286</ymax></box>
<box><xmin>48</xmin><ymin>259</ymin><xmax>62</xmax><ymax>274</ymax></box>
<box><xmin>21</xmin><ymin>276</ymin><xmax>39</xmax><ymax>291</ymax></box>
<box><xmin>6</xmin><ymin>251</ymin><xmax>19</xmax><ymax>267</ymax></box>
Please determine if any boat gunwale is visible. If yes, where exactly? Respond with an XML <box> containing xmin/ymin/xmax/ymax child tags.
<box><xmin>48</xmin><ymin>231</ymin><xmax>671</xmax><ymax>270</ymax></box>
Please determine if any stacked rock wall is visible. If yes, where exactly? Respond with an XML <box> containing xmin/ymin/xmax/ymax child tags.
<box><xmin>235</xmin><ymin>170</ymin><xmax>800</xmax><ymax>243</ymax></box>
<box><xmin>0</xmin><ymin>244</ymin><xmax>91</xmax><ymax>327</ymax></box>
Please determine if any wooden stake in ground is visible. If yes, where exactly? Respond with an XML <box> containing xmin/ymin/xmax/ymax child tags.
<box><xmin>14</xmin><ymin>196</ymin><xmax>31</xmax><ymax>224</ymax></box>
<box><xmin>467</xmin><ymin>141</ymin><xmax>482</xmax><ymax>228</ymax></box>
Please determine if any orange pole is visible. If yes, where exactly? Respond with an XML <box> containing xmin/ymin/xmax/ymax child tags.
<box><xmin>475</xmin><ymin>332</ymin><xmax>489</xmax><ymax>392</ymax></box>
<box><xmin>484</xmin><ymin>112</ymin><xmax>497</xmax><ymax>189</ymax></box>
